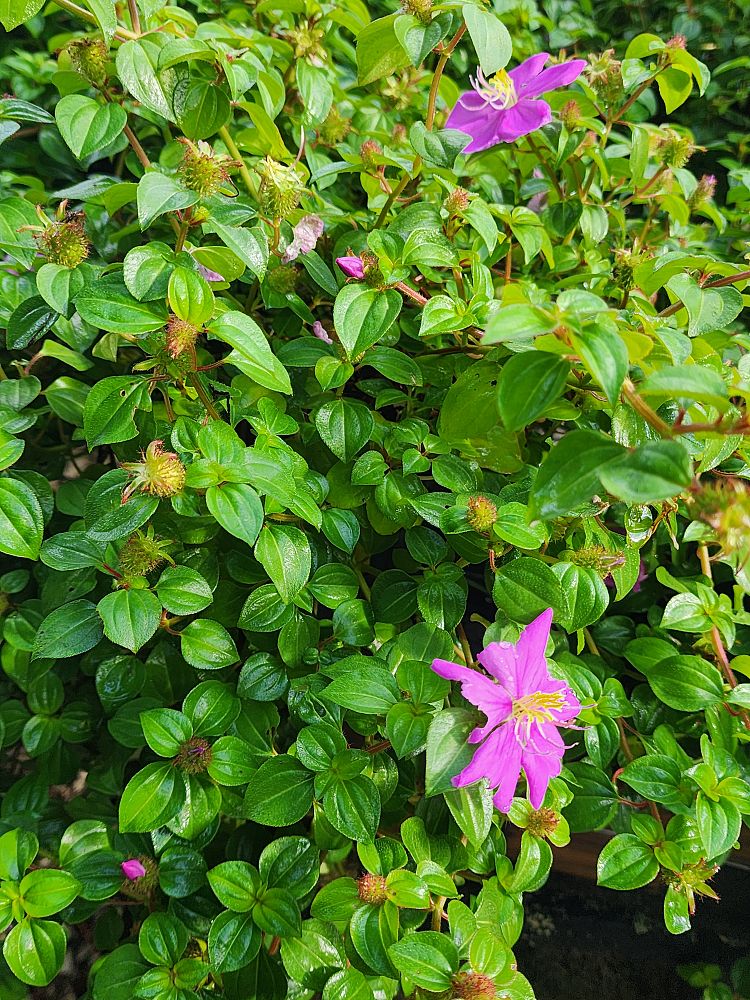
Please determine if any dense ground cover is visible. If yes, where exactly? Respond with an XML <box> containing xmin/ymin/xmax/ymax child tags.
<box><xmin>0</xmin><ymin>0</ymin><xmax>749</xmax><ymax>996</ymax></box>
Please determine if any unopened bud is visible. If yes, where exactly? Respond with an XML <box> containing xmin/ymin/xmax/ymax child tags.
<box><xmin>359</xmin><ymin>139</ymin><xmax>382</xmax><ymax>171</ymax></box>
<box><xmin>118</xmin><ymin>529</ymin><xmax>172</xmax><ymax>577</ymax></box>
<box><xmin>122</xmin><ymin>441</ymin><xmax>186</xmax><ymax>502</ymax></box>
<box><xmin>312</xmin><ymin>320</ymin><xmax>333</xmax><ymax>345</ymax></box>
<box><xmin>452</xmin><ymin>972</ymin><xmax>497</xmax><ymax>1000</ymax></box>
<box><xmin>66</xmin><ymin>37</ymin><xmax>109</xmax><ymax>85</ymax></box>
<box><xmin>560</xmin><ymin>99</ymin><xmax>581</xmax><ymax>130</ymax></box>
<box><xmin>165</xmin><ymin>314</ymin><xmax>200</xmax><ymax>359</ymax></box>
<box><xmin>690</xmin><ymin>173</ymin><xmax>716</xmax><ymax>209</ymax></box>
<box><xmin>526</xmin><ymin>807</ymin><xmax>560</xmax><ymax>839</ymax></box>
<box><xmin>176</xmin><ymin>737</ymin><xmax>212</xmax><ymax>774</ymax></box>
<box><xmin>178</xmin><ymin>139</ymin><xmax>237</xmax><ymax>199</ymax></box>
<box><xmin>357</xmin><ymin>873</ymin><xmax>388</xmax><ymax>905</ymax></box>
<box><xmin>37</xmin><ymin>212</ymin><xmax>90</xmax><ymax>269</ymax></box>
<box><xmin>257</xmin><ymin>157</ymin><xmax>304</xmax><ymax>219</ymax></box>
<box><xmin>466</xmin><ymin>496</ymin><xmax>497</xmax><ymax>533</ymax></box>
<box><xmin>121</xmin><ymin>856</ymin><xmax>158</xmax><ymax>899</ymax></box>
<box><xmin>336</xmin><ymin>255</ymin><xmax>365</xmax><ymax>280</ymax></box>
<box><xmin>319</xmin><ymin>107</ymin><xmax>351</xmax><ymax>145</ymax></box>
<box><xmin>444</xmin><ymin>187</ymin><xmax>470</xmax><ymax>214</ymax></box>
<box><xmin>400</xmin><ymin>0</ymin><xmax>433</xmax><ymax>23</ymax></box>
<box><xmin>391</xmin><ymin>123</ymin><xmax>407</xmax><ymax>143</ymax></box>
<box><xmin>655</xmin><ymin>128</ymin><xmax>695</xmax><ymax>169</ymax></box>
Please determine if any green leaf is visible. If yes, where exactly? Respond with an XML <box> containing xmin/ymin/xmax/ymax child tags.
<box><xmin>255</xmin><ymin>524</ymin><xmax>311</xmax><ymax>603</ymax></box>
<box><xmin>570</xmin><ymin>325</ymin><xmax>628</xmax><ymax>405</ymax></box>
<box><xmin>315</xmin><ymin>399</ymin><xmax>374</xmax><ymax>462</ymax></box>
<box><xmin>6</xmin><ymin>296</ymin><xmax>58</xmax><ymax>350</ymax></box>
<box><xmin>645</xmin><ymin>655</ymin><xmax>724</xmax><ymax>711</ymax></box>
<box><xmin>356</xmin><ymin>14</ymin><xmax>410</xmax><ymax>86</ymax></box>
<box><xmin>596</xmin><ymin>834</ymin><xmax>659</xmax><ymax>889</ymax></box>
<box><xmin>461</xmin><ymin>4</ymin><xmax>512</xmax><ymax>76</ymax></box>
<box><xmin>333</xmin><ymin>285</ymin><xmax>402</xmax><ymax>360</ymax></box>
<box><xmin>83</xmin><ymin>376</ymin><xmax>151</xmax><ymax>448</ymax></box>
<box><xmin>138</xmin><ymin>912</ymin><xmax>189</xmax><ymax>967</ymax></box>
<box><xmin>180</xmin><ymin>619</ymin><xmax>239</xmax><ymax>670</ymax></box>
<box><xmin>76</xmin><ymin>274</ymin><xmax>167</xmax><ymax>334</ymax></box>
<box><xmin>0</xmin><ymin>477</ymin><xmax>43</xmax><ymax>560</ymax></box>
<box><xmin>141</xmin><ymin>708</ymin><xmax>193</xmax><ymax>756</ymax></box>
<box><xmin>123</xmin><ymin>243</ymin><xmax>175</xmax><ymax>301</ymax></box>
<box><xmin>493</xmin><ymin>556</ymin><xmax>566</xmax><ymax>623</ymax></box>
<box><xmin>244</xmin><ymin>756</ymin><xmax>314</xmax><ymax>826</ymax></box>
<box><xmin>33</xmin><ymin>599</ymin><xmax>103</xmax><ymax>659</ymax></box>
<box><xmin>156</xmin><ymin>565</ymin><xmax>213</xmax><ymax>615</ymax></box>
<box><xmin>696</xmin><ymin>794</ymin><xmax>741</xmax><ymax>859</ymax></box>
<box><xmin>36</xmin><ymin>263</ymin><xmax>85</xmax><ymax>316</ymax></box>
<box><xmin>210</xmin><ymin>221</ymin><xmax>269</xmax><ymax>280</ymax></box>
<box><xmin>0</xmin><ymin>829</ymin><xmax>38</xmax><ymax>881</ymax></box>
<box><xmin>409</xmin><ymin>123</ymin><xmax>468</xmax><ymax>169</ymax></box>
<box><xmin>529</xmin><ymin>429</ymin><xmax>625</xmax><ymax>519</ymax></box>
<box><xmin>444</xmin><ymin>782</ymin><xmax>493</xmax><ymax>847</ymax></box>
<box><xmin>115</xmin><ymin>39</ymin><xmax>178</xmax><ymax>121</ymax></box>
<box><xmin>0</xmin><ymin>0</ymin><xmax>44</xmax><ymax>30</ymax></box>
<box><xmin>325</xmin><ymin>666</ymin><xmax>400</xmax><ymax>714</ymax></box>
<box><xmin>497</xmin><ymin>352</ymin><xmax>570</xmax><ymax>431</ymax></box>
<box><xmin>562</xmin><ymin>762</ymin><xmax>618</xmax><ymax>833</ymax></box>
<box><xmin>598</xmin><ymin>441</ymin><xmax>692</xmax><ymax>503</ymax></box>
<box><xmin>55</xmin><ymin>95</ymin><xmax>126</xmax><ymax>159</ymax></box>
<box><xmin>551</xmin><ymin>563</ymin><xmax>609</xmax><ymax>632</ymax></box>
<box><xmin>389</xmin><ymin>931</ymin><xmax>459</xmax><ymax>991</ymax></box>
<box><xmin>208</xmin><ymin>311</ymin><xmax>291</xmax><ymax>393</ymax></box>
<box><xmin>2</xmin><ymin>918</ymin><xmax>67</xmax><ymax>986</ymax></box>
<box><xmin>136</xmin><ymin>171</ymin><xmax>198</xmax><ymax>229</ymax></box>
<box><xmin>206</xmin><ymin>482</ymin><xmax>264</xmax><ymax>546</ymax></box>
<box><xmin>119</xmin><ymin>761</ymin><xmax>186</xmax><ymax>832</ymax></box>
<box><xmin>98</xmin><ymin>589</ymin><xmax>162</xmax><ymax>653</ymax></box>
<box><xmin>638</xmin><ymin>365</ymin><xmax>729</xmax><ymax>410</ymax></box>
<box><xmin>425</xmin><ymin>708</ymin><xmax>475</xmax><ymax>796</ymax></box>
<box><xmin>18</xmin><ymin>869</ymin><xmax>80</xmax><ymax>917</ymax></box>
<box><xmin>208</xmin><ymin>910</ymin><xmax>262</xmax><ymax>972</ymax></box>
<box><xmin>207</xmin><ymin>861</ymin><xmax>261</xmax><ymax>912</ymax></box>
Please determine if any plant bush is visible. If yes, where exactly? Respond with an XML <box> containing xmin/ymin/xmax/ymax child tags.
<box><xmin>0</xmin><ymin>0</ymin><xmax>749</xmax><ymax>996</ymax></box>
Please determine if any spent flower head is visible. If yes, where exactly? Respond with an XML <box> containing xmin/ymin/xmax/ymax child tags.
<box><xmin>178</xmin><ymin>139</ymin><xmax>238</xmax><ymax>199</ymax></box>
<box><xmin>34</xmin><ymin>206</ymin><xmax>90</xmax><ymax>269</ymax></box>
<box><xmin>66</xmin><ymin>37</ymin><xmax>108</xmax><ymax>84</ymax></box>
<box><xmin>257</xmin><ymin>157</ymin><xmax>304</xmax><ymax>219</ymax></box>
<box><xmin>121</xmin><ymin>441</ymin><xmax>186</xmax><ymax>502</ymax></box>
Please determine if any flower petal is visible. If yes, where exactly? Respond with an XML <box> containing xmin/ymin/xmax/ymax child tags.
<box><xmin>508</xmin><ymin>53</ymin><xmax>550</xmax><ymax>90</ymax></box>
<box><xmin>477</xmin><ymin>642</ymin><xmax>521</xmax><ymax>697</ymax></box>
<box><xmin>431</xmin><ymin>658</ymin><xmax>512</xmax><ymax>723</ymax></box>
<box><xmin>522</xmin><ymin>726</ymin><xmax>565</xmax><ymax>808</ymax></box>
<box><xmin>519</xmin><ymin>59</ymin><xmax>587</xmax><ymax>99</ymax></box>
<box><xmin>446</xmin><ymin>97</ymin><xmax>502</xmax><ymax>153</ymax></box>
<box><xmin>495</xmin><ymin>98</ymin><xmax>552</xmax><ymax>142</ymax></box>
<box><xmin>514</xmin><ymin>607</ymin><xmax>554</xmax><ymax>690</ymax></box>
<box><xmin>454</xmin><ymin>722</ymin><xmax>522</xmax><ymax>808</ymax></box>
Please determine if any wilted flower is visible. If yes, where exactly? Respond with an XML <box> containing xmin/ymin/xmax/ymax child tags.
<box><xmin>466</xmin><ymin>495</ymin><xmax>497</xmax><ymax>533</ymax></box>
<box><xmin>165</xmin><ymin>314</ymin><xmax>200</xmax><ymax>359</ymax></box>
<box><xmin>655</xmin><ymin>128</ymin><xmax>695</xmax><ymax>169</ymax></box>
<box><xmin>357</xmin><ymin>873</ymin><xmax>388</xmax><ymax>904</ymax></box>
<box><xmin>401</xmin><ymin>0</ymin><xmax>432</xmax><ymax>23</ymax></box>
<box><xmin>452</xmin><ymin>972</ymin><xmax>497</xmax><ymax>1000</ymax></box>
<box><xmin>587</xmin><ymin>49</ymin><xmax>624</xmax><ymax>106</ymax></box>
<box><xmin>312</xmin><ymin>320</ymin><xmax>333</xmax><ymax>344</ymax></box>
<box><xmin>35</xmin><ymin>209</ymin><xmax>90</xmax><ymax>269</ymax></box>
<box><xmin>446</xmin><ymin>53</ymin><xmax>587</xmax><ymax>153</ymax></box>
<box><xmin>690</xmin><ymin>174</ymin><xmax>716</xmax><ymax>209</ymax></box>
<box><xmin>336</xmin><ymin>255</ymin><xmax>365</xmax><ymax>279</ymax></box>
<box><xmin>282</xmin><ymin>214</ymin><xmax>324</xmax><ymax>263</ymax></box>
<box><xmin>257</xmin><ymin>157</ymin><xmax>304</xmax><ymax>219</ymax></box>
<box><xmin>444</xmin><ymin>187</ymin><xmax>471</xmax><ymax>214</ymax></box>
<box><xmin>359</xmin><ymin>139</ymin><xmax>382</xmax><ymax>171</ymax></box>
<box><xmin>67</xmin><ymin>37</ymin><xmax>108</xmax><ymax>85</ymax></box>
<box><xmin>195</xmin><ymin>263</ymin><xmax>224</xmax><ymax>283</ymax></box>
<box><xmin>430</xmin><ymin>609</ymin><xmax>581</xmax><ymax>811</ymax></box>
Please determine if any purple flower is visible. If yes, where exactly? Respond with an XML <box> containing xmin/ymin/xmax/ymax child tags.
<box><xmin>282</xmin><ymin>214</ymin><xmax>324</xmax><ymax>263</ymax></box>
<box><xmin>430</xmin><ymin>609</ymin><xmax>580</xmax><ymax>812</ymax></box>
<box><xmin>121</xmin><ymin>858</ymin><xmax>146</xmax><ymax>880</ymax></box>
<box><xmin>336</xmin><ymin>255</ymin><xmax>365</xmax><ymax>279</ymax></box>
<box><xmin>312</xmin><ymin>320</ymin><xmax>333</xmax><ymax>345</ymax></box>
<box><xmin>446</xmin><ymin>53</ymin><xmax>588</xmax><ymax>153</ymax></box>
<box><xmin>196</xmin><ymin>264</ymin><xmax>224</xmax><ymax>283</ymax></box>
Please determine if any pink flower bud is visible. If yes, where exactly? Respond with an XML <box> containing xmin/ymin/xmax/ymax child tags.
<box><xmin>336</xmin><ymin>255</ymin><xmax>365</xmax><ymax>279</ymax></box>
<box><xmin>121</xmin><ymin>858</ymin><xmax>147</xmax><ymax>880</ymax></box>
<box><xmin>312</xmin><ymin>321</ymin><xmax>333</xmax><ymax>345</ymax></box>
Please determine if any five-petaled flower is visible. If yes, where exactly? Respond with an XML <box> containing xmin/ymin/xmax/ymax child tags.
<box><xmin>430</xmin><ymin>608</ymin><xmax>580</xmax><ymax>812</ymax></box>
<box><xmin>447</xmin><ymin>53</ymin><xmax>587</xmax><ymax>153</ymax></box>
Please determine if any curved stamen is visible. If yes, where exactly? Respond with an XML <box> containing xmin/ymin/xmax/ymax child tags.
<box><xmin>470</xmin><ymin>68</ymin><xmax>518</xmax><ymax>111</ymax></box>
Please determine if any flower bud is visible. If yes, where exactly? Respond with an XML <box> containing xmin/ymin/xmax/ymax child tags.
<box><xmin>466</xmin><ymin>496</ymin><xmax>497</xmax><ymax>533</ymax></box>
<box><xmin>118</xmin><ymin>529</ymin><xmax>172</xmax><ymax>577</ymax></box>
<box><xmin>257</xmin><ymin>157</ymin><xmax>304</xmax><ymax>219</ymax></box>
<box><xmin>176</xmin><ymin>737</ymin><xmax>212</xmax><ymax>774</ymax></box>
<box><xmin>452</xmin><ymin>972</ymin><xmax>497</xmax><ymax>1000</ymax></box>
<box><xmin>122</xmin><ymin>441</ymin><xmax>186</xmax><ymax>502</ymax></box>
<box><xmin>526</xmin><ymin>807</ymin><xmax>560</xmax><ymax>839</ymax></box>
<box><xmin>566</xmin><ymin>544</ymin><xmax>625</xmax><ymax>577</ymax></box>
<box><xmin>655</xmin><ymin>128</ymin><xmax>695</xmax><ymax>169</ymax></box>
<box><xmin>587</xmin><ymin>50</ymin><xmax>624</xmax><ymax>105</ymax></box>
<box><xmin>165</xmin><ymin>314</ymin><xmax>200</xmax><ymax>359</ymax></box>
<box><xmin>120</xmin><ymin>856</ymin><xmax>159</xmax><ymax>899</ymax></box>
<box><xmin>359</xmin><ymin>139</ymin><xmax>382</xmax><ymax>171</ymax></box>
<box><xmin>312</xmin><ymin>320</ymin><xmax>333</xmax><ymax>345</ymax></box>
<box><xmin>391</xmin><ymin>123</ymin><xmax>407</xmax><ymax>143</ymax></box>
<box><xmin>319</xmin><ymin>106</ymin><xmax>351</xmax><ymax>145</ymax></box>
<box><xmin>66</xmin><ymin>37</ymin><xmax>109</xmax><ymax>85</ymax></box>
<box><xmin>336</xmin><ymin>255</ymin><xmax>365</xmax><ymax>280</ymax></box>
<box><xmin>357</xmin><ymin>873</ymin><xmax>388</xmax><ymax>905</ymax></box>
<box><xmin>444</xmin><ymin>187</ymin><xmax>470</xmax><ymax>214</ymax></box>
<box><xmin>287</xmin><ymin>23</ymin><xmax>325</xmax><ymax>61</ymax></box>
<box><xmin>560</xmin><ymin>98</ymin><xmax>581</xmax><ymax>130</ymax></box>
<box><xmin>612</xmin><ymin>250</ymin><xmax>640</xmax><ymax>292</ymax></box>
<box><xmin>178</xmin><ymin>139</ymin><xmax>237</xmax><ymax>199</ymax></box>
<box><xmin>37</xmin><ymin>211</ymin><xmax>90</xmax><ymax>269</ymax></box>
<box><xmin>690</xmin><ymin>173</ymin><xmax>716</xmax><ymax>209</ymax></box>
<box><xmin>121</xmin><ymin>858</ymin><xmax>147</xmax><ymax>880</ymax></box>
<box><xmin>400</xmin><ymin>0</ymin><xmax>432</xmax><ymax>22</ymax></box>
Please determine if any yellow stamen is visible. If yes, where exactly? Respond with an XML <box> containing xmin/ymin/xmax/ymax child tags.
<box><xmin>511</xmin><ymin>690</ymin><xmax>566</xmax><ymax>741</ymax></box>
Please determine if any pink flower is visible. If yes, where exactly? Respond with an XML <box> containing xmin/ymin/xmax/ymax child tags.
<box><xmin>121</xmin><ymin>858</ymin><xmax>146</xmax><ymax>880</ymax></box>
<box><xmin>196</xmin><ymin>264</ymin><xmax>223</xmax><ymax>283</ymax></box>
<box><xmin>336</xmin><ymin>255</ymin><xmax>365</xmax><ymax>279</ymax></box>
<box><xmin>282</xmin><ymin>214</ymin><xmax>324</xmax><ymax>263</ymax></box>
<box><xmin>312</xmin><ymin>320</ymin><xmax>333</xmax><ymax>345</ymax></box>
<box><xmin>447</xmin><ymin>53</ymin><xmax>587</xmax><ymax>153</ymax></box>
<box><xmin>430</xmin><ymin>609</ymin><xmax>580</xmax><ymax>812</ymax></box>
